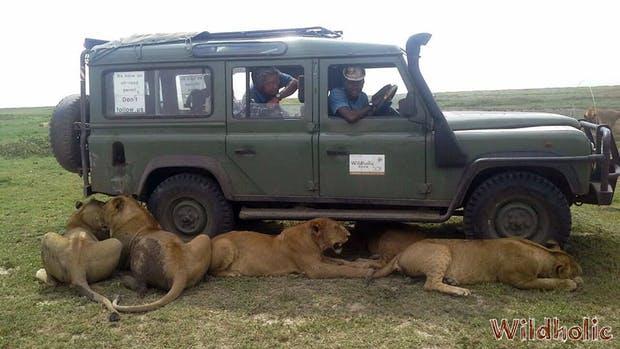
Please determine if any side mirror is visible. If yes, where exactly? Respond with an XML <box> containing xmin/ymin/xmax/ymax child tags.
<box><xmin>297</xmin><ymin>75</ymin><xmax>305</xmax><ymax>103</ymax></box>
<box><xmin>399</xmin><ymin>92</ymin><xmax>429</xmax><ymax>127</ymax></box>
<box><xmin>398</xmin><ymin>91</ymin><xmax>417</xmax><ymax>118</ymax></box>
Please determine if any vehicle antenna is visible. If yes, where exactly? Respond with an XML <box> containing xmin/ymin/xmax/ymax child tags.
<box><xmin>588</xmin><ymin>85</ymin><xmax>597</xmax><ymax>114</ymax></box>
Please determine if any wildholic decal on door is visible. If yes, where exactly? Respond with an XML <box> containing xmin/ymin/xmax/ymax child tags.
<box><xmin>349</xmin><ymin>154</ymin><xmax>385</xmax><ymax>175</ymax></box>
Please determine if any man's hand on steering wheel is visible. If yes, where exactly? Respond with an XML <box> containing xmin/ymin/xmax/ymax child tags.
<box><xmin>371</xmin><ymin>84</ymin><xmax>398</xmax><ymax>114</ymax></box>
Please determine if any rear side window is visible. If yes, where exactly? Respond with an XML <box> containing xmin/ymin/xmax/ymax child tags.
<box><xmin>231</xmin><ymin>65</ymin><xmax>304</xmax><ymax>119</ymax></box>
<box><xmin>104</xmin><ymin>68</ymin><xmax>212</xmax><ymax>118</ymax></box>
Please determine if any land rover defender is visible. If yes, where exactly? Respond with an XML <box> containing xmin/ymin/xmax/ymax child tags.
<box><xmin>50</xmin><ymin>27</ymin><xmax>619</xmax><ymax>245</ymax></box>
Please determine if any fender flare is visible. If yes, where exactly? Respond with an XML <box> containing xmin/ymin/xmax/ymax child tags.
<box><xmin>453</xmin><ymin>154</ymin><xmax>587</xmax><ymax>209</ymax></box>
<box><xmin>137</xmin><ymin>155</ymin><xmax>233</xmax><ymax>200</ymax></box>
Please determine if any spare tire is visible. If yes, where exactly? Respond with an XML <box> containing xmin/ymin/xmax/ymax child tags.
<box><xmin>50</xmin><ymin>94</ymin><xmax>88</xmax><ymax>173</ymax></box>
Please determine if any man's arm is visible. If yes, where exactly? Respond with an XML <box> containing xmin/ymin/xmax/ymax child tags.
<box><xmin>277</xmin><ymin>78</ymin><xmax>298</xmax><ymax>100</ymax></box>
<box><xmin>336</xmin><ymin>105</ymin><xmax>375</xmax><ymax>123</ymax></box>
<box><xmin>266</xmin><ymin>72</ymin><xmax>299</xmax><ymax>105</ymax></box>
<box><xmin>330</xmin><ymin>88</ymin><xmax>375</xmax><ymax>123</ymax></box>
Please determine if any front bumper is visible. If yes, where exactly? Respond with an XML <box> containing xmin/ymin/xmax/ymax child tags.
<box><xmin>578</xmin><ymin>121</ymin><xmax>620</xmax><ymax>205</ymax></box>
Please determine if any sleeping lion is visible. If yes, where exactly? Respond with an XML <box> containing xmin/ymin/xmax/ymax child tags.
<box><xmin>367</xmin><ymin>237</ymin><xmax>582</xmax><ymax>296</ymax></box>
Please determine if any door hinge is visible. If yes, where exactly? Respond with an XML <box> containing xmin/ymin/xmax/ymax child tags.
<box><xmin>417</xmin><ymin>183</ymin><xmax>432</xmax><ymax>194</ymax></box>
<box><xmin>312</xmin><ymin>59</ymin><xmax>319</xmax><ymax>79</ymax></box>
<box><xmin>306</xmin><ymin>122</ymin><xmax>319</xmax><ymax>133</ymax></box>
<box><xmin>306</xmin><ymin>180</ymin><xmax>318</xmax><ymax>192</ymax></box>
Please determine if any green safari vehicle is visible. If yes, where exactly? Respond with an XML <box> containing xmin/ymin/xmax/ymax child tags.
<box><xmin>50</xmin><ymin>27</ymin><xmax>619</xmax><ymax>245</ymax></box>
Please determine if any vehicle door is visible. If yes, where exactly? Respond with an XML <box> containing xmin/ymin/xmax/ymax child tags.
<box><xmin>318</xmin><ymin>57</ymin><xmax>428</xmax><ymax>201</ymax></box>
<box><xmin>225</xmin><ymin>60</ymin><xmax>316</xmax><ymax>197</ymax></box>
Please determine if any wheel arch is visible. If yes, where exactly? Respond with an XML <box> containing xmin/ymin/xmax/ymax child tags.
<box><xmin>137</xmin><ymin>155</ymin><xmax>233</xmax><ymax>201</ymax></box>
<box><xmin>459</xmin><ymin>165</ymin><xmax>577</xmax><ymax>209</ymax></box>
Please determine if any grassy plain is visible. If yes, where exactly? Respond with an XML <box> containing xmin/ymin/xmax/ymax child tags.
<box><xmin>0</xmin><ymin>87</ymin><xmax>618</xmax><ymax>348</ymax></box>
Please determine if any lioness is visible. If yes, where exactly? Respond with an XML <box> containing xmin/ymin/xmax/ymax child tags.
<box><xmin>356</xmin><ymin>222</ymin><xmax>427</xmax><ymax>261</ymax></box>
<box><xmin>584</xmin><ymin>107</ymin><xmax>620</xmax><ymax>126</ymax></box>
<box><xmin>209</xmin><ymin>218</ymin><xmax>377</xmax><ymax>278</ymax></box>
<box><xmin>36</xmin><ymin>199</ymin><xmax>123</xmax><ymax>321</ymax></box>
<box><xmin>584</xmin><ymin>107</ymin><xmax>620</xmax><ymax>136</ymax></box>
<box><xmin>103</xmin><ymin>196</ymin><xmax>211</xmax><ymax>313</ymax></box>
<box><xmin>367</xmin><ymin>238</ymin><xmax>582</xmax><ymax>296</ymax></box>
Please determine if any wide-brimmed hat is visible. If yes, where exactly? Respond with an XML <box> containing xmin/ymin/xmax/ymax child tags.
<box><xmin>343</xmin><ymin>66</ymin><xmax>365</xmax><ymax>81</ymax></box>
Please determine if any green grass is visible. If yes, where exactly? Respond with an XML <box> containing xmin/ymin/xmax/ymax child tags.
<box><xmin>1</xmin><ymin>88</ymin><xmax>619</xmax><ymax>348</ymax></box>
<box><xmin>0</xmin><ymin>107</ymin><xmax>53</xmax><ymax>144</ymax></box>
<box><xmin>435</xmin><ymin>85</ymin><xmax>620</xmax><ymax>117</ymax></box>
<box><xmin>0</xmin><ymin>107</ymin><xmax>53</xmax><ymax>159</ymax></box>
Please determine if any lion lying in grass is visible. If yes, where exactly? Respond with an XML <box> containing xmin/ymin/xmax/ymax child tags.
<box><xmin>103</xmin><ymin>196</ymin><xmax>211</xmax><ymax>313</ymax></box>
<box><xmin>209</xmin><ymin>218</ymin><xmax>379</xmax><ymax>278</ymax></box>
<box><xmin>367</xmin><ymin>238</ymin><xmax>582</xmax><ymax>296</ymax></box>
<box><xmin>355</xmin><ymin>222</ymin><xmax>427</xmax><ymax>261</ymax></box>
<box><xmin>36</xmin><ymin>199</ymin><xmax>122</xmax><ymax>321</ymax></box>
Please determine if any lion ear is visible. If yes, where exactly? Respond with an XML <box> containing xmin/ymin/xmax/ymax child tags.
<box><xmin>309</xmin><ymin>219</ymin><xmax>322</xmax><ymax>238</ymax></box>
<box><xmin>554</xmin><ymin>263</ymin><xmax>565</xmax><ymax>276</ymax></box>
<box><xmin>75</xmin><ymin>201</ymin><xmax>83</xmax><ymax>209</ymax></box>
<box><xmin>544</xmin><ymin>240</ymin><xmax>562</xmax><ymax>251</ymax></box>
<box><xmin>111</xmin><ymin>197</ymin><xmax>125</xmax><ymax>212</ymax></box>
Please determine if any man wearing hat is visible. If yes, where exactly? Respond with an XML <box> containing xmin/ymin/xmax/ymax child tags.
<box><xmin>329</xmin><ymin>66</ymin><xmax>378</xmax><ymax>123</ymax></box>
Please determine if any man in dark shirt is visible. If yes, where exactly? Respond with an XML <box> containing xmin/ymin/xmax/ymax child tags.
<box><xmin>184</xmin><ymin>74</ymin><xmax>211</xmax><ymax>113</ymax></box>
<box><xmin>250</xmin><ymin>67</ymin><xmax>298</xmax><ymax>105</ymax></box>
<box><xmin>329</xmin><ymin>66</ymin><xmax>395</xmax><ymax>123</ymax></box>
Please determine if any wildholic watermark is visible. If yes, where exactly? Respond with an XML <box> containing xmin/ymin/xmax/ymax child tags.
<box><xmin>489</xmin><ymin>317</ymin><xmax>613</xmax><ymax>342</ymax></box>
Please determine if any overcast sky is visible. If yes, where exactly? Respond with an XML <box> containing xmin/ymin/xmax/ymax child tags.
<box><xmin>1</xmin><ymin>0</ymin><xmax>618</xmax><ymax>108</ymax></box>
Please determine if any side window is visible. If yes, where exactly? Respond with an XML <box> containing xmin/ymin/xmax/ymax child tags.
<box><xmin>327</xmin><ymin>64</ymin><xmax>408</xmax><ymax>118</ymax></box>
<box><xmin>232</xmin><ymin>65</ymin><xmax>304</xmax><ymax>119</ymax></box>
<box><xmin>105</xmin><ymin>68</ymin><xmax>212</xmax><ymax>118</ymax></box>
<box><xmin>105</xmin><ymin>71</ymin><xmax>149</xmax><ymax>115</ymax></box>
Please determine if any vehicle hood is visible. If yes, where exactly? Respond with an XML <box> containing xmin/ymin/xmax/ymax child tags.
<box><xmin>443</xmin><ymin>111</ymin><xmax>581</xmax><ymax>131</ymax></box>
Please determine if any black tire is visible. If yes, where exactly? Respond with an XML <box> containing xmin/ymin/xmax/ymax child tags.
<box><xmin>147</xmin><ymin>174</ymin><xmax>234</xmax><ymax>237</ymax></box>
<box><xmin>463</xmin><ymin>171</ymin><xmax>571</xmax><ymax>246</ymax></box>
<box><xmin>50</xmin><ymin>94</ymin><xmax>88</xmax><ymax>173</ymax></box>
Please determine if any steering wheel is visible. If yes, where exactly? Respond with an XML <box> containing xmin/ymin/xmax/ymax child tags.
<box><xmin>371</xmin><ymin>84</ymin><xmax>398</xmax><ymax>113</ymax></box>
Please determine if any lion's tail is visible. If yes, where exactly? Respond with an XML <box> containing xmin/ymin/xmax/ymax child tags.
<box><xmin>371</xmin><ymin>255</ymin><xmax>400</xmax><ymax>278</ymax></box>
<box><xmin>112</xmin><ymin>273</ymin><xmax>187</xmax><ymax>313</ymax></box>
<box><xmin>365</xmin><ymin>255</ymin><xmax>400</xmax><ymax>286</ymax></box>
<box><xmin>74</xmin><ymin>280</ymin><xmax>120</xmax><ymax>322</ymax></box>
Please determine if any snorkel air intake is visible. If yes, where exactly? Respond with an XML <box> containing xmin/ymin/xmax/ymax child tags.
<box><xmin>406</xmin><ymin>33</ymin><xmax>467</xmax><ymax>167</ymax></box>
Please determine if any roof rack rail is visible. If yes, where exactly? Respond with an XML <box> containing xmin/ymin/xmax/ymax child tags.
<box><xmin>192</xmin><ymin>27</ymin><xmax>342</xmax><ymax>41</ymax></box>
<box><xmin>86</xmin><ymin>27</ymin><xmax>343</xmax><ymax>58</ymax></box>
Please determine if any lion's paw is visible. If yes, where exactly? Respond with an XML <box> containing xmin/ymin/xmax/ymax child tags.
<box><xmin>458</xmin><ymin>288</ymin><xmax>472</xmax><ymax>296</ymax></box>
<box><xmin>566</xmin><ymin>279</ymin><xmax>578</xmax><ymax>291</ymax></box>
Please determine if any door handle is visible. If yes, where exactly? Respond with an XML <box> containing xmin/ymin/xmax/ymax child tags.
<box><xmin>326</xmin><ymin>149</ymin><xmax>349</xmax><ymax>156</ymax></box>
<box><xmin>234</xmin><ymin>148</ymin><xmax>256</xmax><ymax>156</ymax></box>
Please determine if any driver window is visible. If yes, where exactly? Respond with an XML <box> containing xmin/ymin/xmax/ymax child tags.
<box><xmin>327</xmin><ymin>64</ymin><xmax>408</xmax><ymax>118</ymax></box>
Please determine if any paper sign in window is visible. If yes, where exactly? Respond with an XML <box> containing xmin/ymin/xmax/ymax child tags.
<box><xmin>176</xmin><ymin>73</ymin><xmax>209</xmax><ymax>111</ymax></box>
<box><xmin>113</xmin><ymin>71</ymin><xmax>145</xmax><ymax>114</ymax></box>
<box><xmin>349</xmin><ymin>154</ymin><xmax>385</xmax><ymax>175</ymax></box>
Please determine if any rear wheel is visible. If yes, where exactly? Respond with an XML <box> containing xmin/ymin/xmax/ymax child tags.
<box><xmin>147</xmin><ymin>174</ymin><xmax>234</xmax><ymax>237</ymax></box>
<box><xmin>463</xmin><ymin>172</ymin><xmax>571</xmax><ymax>246</ymax></box>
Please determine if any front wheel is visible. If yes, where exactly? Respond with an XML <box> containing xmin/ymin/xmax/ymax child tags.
<box><xmin>463</xmin><ymin>172</ymin><xmax>571</xmax><ymax>246</ymax></box>
<box><xmin>147</xmin><ymin>174</ymin><xmax>234</xmax><ymax>238</ymax></box>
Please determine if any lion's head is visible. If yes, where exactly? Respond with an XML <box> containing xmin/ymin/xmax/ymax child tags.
<box><xmin>307</xmin><ymin>218</ymin><xmax>350</xmax><ymax>254</ymax></box>
<box><xmin>584</xmin><ymin>107</ymin><xmax>598</xmax><ymax>123</ymax></box>
<box><xmin>103</xmin><ymin>195</ymin><xmax>160</xmax><ymax>233</ymax></box>
<box><xmin>552</xmin><ymin>252</ymin><xmax>583</xmax><ymax>280</ymax></box>
<box><xmin>67</xmin><ymin>198</ymin><xmax>108</xmax><ymax>239</ymax></box>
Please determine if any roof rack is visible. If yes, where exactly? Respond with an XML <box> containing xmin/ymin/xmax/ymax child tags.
<box><xmin>86</xmin><ymin>27</ymin><xmax>343</xmax><ymax>57</ymax></box>
<box><xmin>192</xmin><ymin>27</ymin><xmax>342</xmax><ymax>41</ymax></box>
